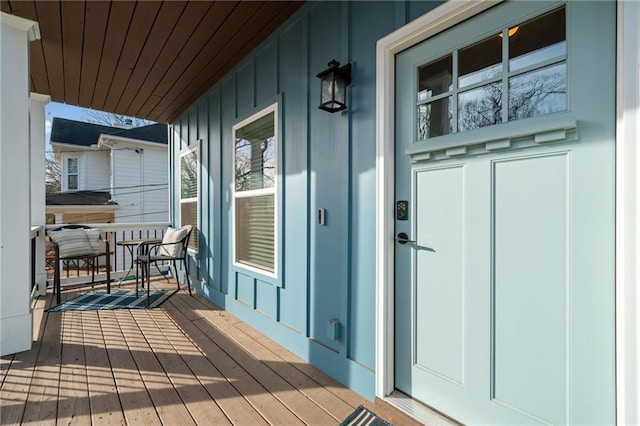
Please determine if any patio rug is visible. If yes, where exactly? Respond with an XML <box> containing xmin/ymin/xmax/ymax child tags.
<box><xmin>46</xmin><ymin>289</ymin><xmax>177</xmax><ymax>312</ymax></box>
<box><xmin>340</xmin><ymin>405</ymin><xmax>392</xmax><ymax>426</ymax></box>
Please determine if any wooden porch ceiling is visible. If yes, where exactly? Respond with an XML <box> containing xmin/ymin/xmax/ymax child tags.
<box><xmin>0</xmin><ymin>1</ymin><xmax>304</xmax><ymax>123</ymax></box>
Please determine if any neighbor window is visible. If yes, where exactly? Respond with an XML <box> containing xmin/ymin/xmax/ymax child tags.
<box><xmin>180</xmin><ymin>148</ymin><xmax>198</xmax><ymax>252</ymax></box>
<box><xmin>67</xmin><ymin>157</ymin><xmax>79</xmax><ymax>190</ymax></box>
<box><xmin>233</xmin><ymin>104</ymin><xmax>278</xmax><ymax>276</ymax></box>
<box><xmin>417</xmin><ymin>6</ymin><xmax>566</xmax><ymax>140</ymax></box>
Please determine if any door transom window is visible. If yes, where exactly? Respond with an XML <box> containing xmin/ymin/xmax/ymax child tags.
<box><xmin>416</xmin><ymin>6</ymin><xmax>566</xmax><ymax>141</ymax></box>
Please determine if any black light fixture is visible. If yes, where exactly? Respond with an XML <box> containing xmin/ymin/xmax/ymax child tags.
<box><xmin>317</xmin><ymin>59</ymin><xmax>352</xmax><ymax>113</ymax></box>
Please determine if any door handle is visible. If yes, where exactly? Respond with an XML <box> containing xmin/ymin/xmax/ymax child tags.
<box><xmin>396</xmin><ymin>232</ymin><xmax>416</xmax><ymax>244</ymax></box>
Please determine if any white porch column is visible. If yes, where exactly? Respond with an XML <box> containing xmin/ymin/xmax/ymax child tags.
<box><xmin>0</xmin><ymin>12</ymin><xmax>40</xmax><ymax>356</ymax></box>
<box><xmin>616</xmin><ymin>1</ymin><xmax>640</xmax><ymax>424</ymax></box>
<box><xmin>31</xmin><ymin>93</ymin><xmax>50</xmax><ymax>297</ymax></box>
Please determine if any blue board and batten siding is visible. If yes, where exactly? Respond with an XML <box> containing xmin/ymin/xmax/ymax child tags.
<box><xmin>169</xmin><ymin>1</ymin><xmax>441</xmax><ymax>399</ymax></box>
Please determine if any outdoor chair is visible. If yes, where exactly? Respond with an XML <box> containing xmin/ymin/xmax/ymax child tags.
<box><xmin>48</xmin><ymin>225</ymin><xmax>111</xmax><ymax>305</ymax></box>
<box><xmin>136</xmin><ymin>225</ymin><xmax>193</xmax><ymax>305</ymax></box>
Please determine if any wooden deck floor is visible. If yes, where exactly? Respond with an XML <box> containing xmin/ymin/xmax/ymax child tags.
<box><xmin>1</xmin><ymin>279</ymin><xmax>421</xmax><ymax>425</ymax></box>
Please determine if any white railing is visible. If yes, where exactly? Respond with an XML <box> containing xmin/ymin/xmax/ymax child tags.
<box><xmin>44</xmin><ymin>222</ymin><xmax>171</xmax><ymax>286</ymax></box>
<box><xmin>30</xmin><ymin>225</ymin><xmax>43</xmax><ymax>298</ymax></box>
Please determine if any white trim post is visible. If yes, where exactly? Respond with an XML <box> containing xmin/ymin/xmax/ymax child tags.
<box><xmin>31</xmin><ymin>93</ymin><xmax>50</xmax><ymax>297</ymax></box>
<box><xmin>616</xmin><ymin>0</ymin><xmax>640</xmax><ymax>424</ymax></box>
<box><xmin>0</xmin><ymin>12</ymin><xmax>40</xmax><ymax>356</ymax></box>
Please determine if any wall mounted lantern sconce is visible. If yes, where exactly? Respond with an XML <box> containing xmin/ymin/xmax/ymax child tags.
<box><xmin>317</xmin><ymin>59</ymin><xmax>352</xmax><ymax>113</ymax></box>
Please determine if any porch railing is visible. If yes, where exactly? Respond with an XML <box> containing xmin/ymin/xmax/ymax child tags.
<box><xmin>30</xmin><ymin>225</ymin><xmax>43</xmax><ymax>298</ymax></box>
<box><xmin>43</xmin><ymin>222</ymin><xmax>171</xmax><ymax>287</ymax></box>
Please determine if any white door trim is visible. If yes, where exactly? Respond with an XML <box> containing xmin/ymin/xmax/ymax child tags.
<box><xmin>615</xmin><ymin>1</ymin><xmax>640</xmax><ymax>424</ymax></box>
<box><xmin>374</xmin><ymin>0</ymin><xmax>503</xmax><ymax>400</ymax></box>
<box><xmin>375</xmin><ymin>2</ymin><xmax>638</xmax><ymax>424</ymax></box>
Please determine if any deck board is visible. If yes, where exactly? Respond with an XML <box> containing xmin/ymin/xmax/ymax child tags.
<box><xmin>81</xmin><ymin>311</ymin><xmax>127</xmax><ymax>425</ymax></box>
<box><xmin>130</xmin><ymin>309</ymin><xmax>227</xmax><ymax>426</ymax></box>
<box><xmin>114</xmin><ymin>309</ymin><xmax>197</xmax><ymax>425</ymax></box>
<box><xmin>20</xmin><ymin>294</ymin><xmax>62</xmax><ymax>424</ymax></box>
<box><xmin>57</xmin><ymin>311</ymin><xmax>92</xmax><ymax>425</ymax></box>
<box><xmin>1</xmin><ymin>318</ymin><xmax>43</xmax><ymax>424</ymax></box>
<box><xmin>1</xmin><ymin>279</ymin><xmax>419</xmax><ymax>426</ymax></box>
<box><xmin>164</xmin><ymin>296</ymin><xmax>292</xmax><ymax>424</ymax></box>
<box><xmin>98</xmin><ymin>309</ymin><xmax>162</xmax><ymax>425</ymax></box>
<box><xmin>180</xmin><ymin>294</ymin><xmax>347</xmax><ymax>424</ymax></box>
<box><xmin>154</xmin><ymin>301</ymin><xmax>266</xmax><ymax>425</ymax></box>
<box><xmin>0</xmin><ymin>295</ymin><xmax>52</xmax><ymax>425</ymax></box>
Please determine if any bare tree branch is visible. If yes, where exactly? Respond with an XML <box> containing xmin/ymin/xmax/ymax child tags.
<box><xmin>45</xmin><ymin>152</ymin><xmax>61</xmax><ymax>193</ymax></box>
<box><xmin>83</xmin><ymin>110</ymin><xmax>153</xmax><ymax>127</ymax></box>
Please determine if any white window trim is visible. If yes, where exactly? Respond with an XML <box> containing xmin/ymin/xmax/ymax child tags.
<box><xmin>616</xmin><ymin>0</ymin><xmax>640</xmax><ymax>424</ymax></box>
<box><xmin>179</xmin><ymin>145</ymin><xmax>199</xmax><ymax>253</ymax></box>
<box><xmin>66</xmin><ymin>156</ymin><xmax>79</xmax><ymax>191</ymax></box>
<box><xmin>231</xmin><ymin>102</ymin><xmax>279</xmax><ymax>279</ymax></box>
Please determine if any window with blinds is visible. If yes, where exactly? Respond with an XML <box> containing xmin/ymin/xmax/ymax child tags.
<box><xmin>233</xmin><ymin>104</ymin><xmax>278</xmax><ymax>276</ymax></box>
<box><xmin>180</xmin><ymin>149</ymin><xmax>198</xmax><ymax>252</ymax></box>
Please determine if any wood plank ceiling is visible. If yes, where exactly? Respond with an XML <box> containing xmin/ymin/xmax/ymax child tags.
<box><xmin>1</xmin><ymin>1</ymin><xmax>304</xmax><ymax>123</ymax></box>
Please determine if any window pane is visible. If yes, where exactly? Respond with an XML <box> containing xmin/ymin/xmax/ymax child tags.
<box><xmin>509</xmin><ymin>7</ymin><xmax>566</xmax><ymax>71</ymax></box>
<box><xmin>509</xmin><ymin>63</ymin><xmax>566</xmax><ymax>120</ymax></box>
<box><xmin>181</xmin><ymin>201</ymin><xmax>198</xmax><ymax>251</ymax></box>
<box><xmin>235</xmin><ymin>194</ymin><xmax>274</xmax><ymax>273</ymax></box>
<box><xmin>181</xmin><ymin>151</ymin><xmax>198</xmax><ymax>199</ymax></box>
<box><xmin>458</xmin><ymin>82</ymin><xmax>502</xmax><ymax>132</ymax></box>
<box><xmin>235</xmin><ymin>112</ymin><xmax>276</xmax><ymax>192</ymax></box>
<box><xmin>459</xmin><ymin>34</ymin><xmax>502</xmax><ymax>88</ymax></box>
<box><xmin>417</xmin><ymin>97</ymin><xmax>453</xmax><ymax>140</ymax></box>
<box><xmin>68</xmin><ymin>158</ymin><xmax>78</xmax><ymax>174</ymax></box>
<box><xmin>417</xmin><ymin>55</ymin><xmax>452</xmax><ymax>101</ymax></box>
<box><xmin>68</xmin><ymin>174</ymin><xmax>78</xmax><ymax>190</ymax></box>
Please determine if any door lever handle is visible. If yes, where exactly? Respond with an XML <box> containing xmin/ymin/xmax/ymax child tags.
<box><xmin>396</xmin><ymin>232</ymin><xmax>415</xmax><ymax>244</ymax></box>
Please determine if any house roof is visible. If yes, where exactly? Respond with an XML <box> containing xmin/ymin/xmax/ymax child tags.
<box><xmin>50</xmin><ymin>117</ymin><xmax>167</xmax><ymax>148</ymax></box>
<box><xmin>2</xmin><ymin>1</ymin><xmax>304</xmax><ymax>124</ymax></box>
<box><xmin>46</xmin><ymin>190</ymin><xmax>114</xmax><ymax>206</ymax></box>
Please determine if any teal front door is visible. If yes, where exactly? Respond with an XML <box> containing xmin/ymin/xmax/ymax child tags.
<box><xmin>394</xmin><ymin>2</ymin><xmax>616</xmax><ymax>424</ymax></box>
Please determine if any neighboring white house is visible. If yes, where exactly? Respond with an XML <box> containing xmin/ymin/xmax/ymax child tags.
<box><xmin>47</xmin><ymin>118</ymin><xmax>168</xmax><ymax>224</ymax></box>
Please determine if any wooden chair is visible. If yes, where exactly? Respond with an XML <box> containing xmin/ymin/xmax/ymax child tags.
<box><xmin>136</xmin><ymin>225</ymin><xmax>193</xmax><ymax>305</ymax></box>
<box><xmin>48</xmin><ymin>225</ymin><xmax>111</xmax><ymax>305</ymax></box>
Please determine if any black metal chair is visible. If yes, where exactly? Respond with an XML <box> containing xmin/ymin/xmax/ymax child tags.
<box><xmin>48</xmin><ymin>225</ymin><xmax>111</xmax><ymax>305</ymax></box>
<box><xmin>136</xmin><ymin>225</ymin><xmax>193</xmax><ymax>305</ymax></box>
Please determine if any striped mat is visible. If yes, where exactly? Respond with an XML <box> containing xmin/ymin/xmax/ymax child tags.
<box><xmin>47</xmin><ymin>289</ymin><xmax>177</xmax><ymax>312</ymax></box>
<box><xmin>340</xmin><ymin>406</ymin><xmax>392</xmax><ymax>426</ymax></box>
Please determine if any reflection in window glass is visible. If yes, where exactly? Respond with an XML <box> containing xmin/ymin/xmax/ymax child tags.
<box><xmin>509</xmin><ymin>63</ymin><xmax>566</xmax><ymax>120</ymax></box>
<box><xmin>180</xmin><ymin>151</ymin><xmax>198</xmax><ymax>199</ymax></box>
<box><xmin>509</xmin><ymin>8</ymin><xmax>566</xmax><ymax>71</ymax></box>
<box><xmin>235</xmin><ymin>112</ymin><xmax>275</xmax><ymax>192</ymax></box>
<box><xmin>67</xmin><ymin>158</ymin><xmax>78</xmax><ymax>190</ymax></box>
<box><xmin>417</xmin><ymin>97</ymin><xmax>453</xmax><ymax>140</ymax></box>
<box><xmin>458</xmin><ymin>34</ymin><xmax>502</xmax><ymax>88</ymax></box>
<box><xmin>68</xmin><ymin>175</ymin><xmax>78</xmax><ymax>190</ymax></box>
<box><xmin>418</xmin><ymin>55</ymin><xmax>453</xmax><ymax>101</ymax></box>
<box><xmin>180</xmin><ymin>149</ymin><xmax>199</xmax><ymax>252</ymax></box>
<box><xmin>413</xmin><ymin>6</ymin><xmax>566</xmax><ymax>141</ymax></box>
<box><xmin>68</xmin><ymin>158</ymin><xmax>78</xmax><ymax>174</ymax></box>
<box><xmin>458</xmin><ymin>83</ymin><xmax>502</xmax><ymax>132</ymax></box>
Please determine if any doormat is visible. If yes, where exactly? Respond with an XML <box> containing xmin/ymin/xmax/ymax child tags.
<box><xmin>46</xmin><ymin>289</ymin><xmax>177</xmax><ymax>312</ymax></box>
<box><xmin>340</xmin><ymin>405</ymin><xmax>392</xmax><ymax>426</ymax></box>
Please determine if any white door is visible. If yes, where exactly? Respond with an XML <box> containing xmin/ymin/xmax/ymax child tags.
<box><xmin>394</xmin><ymin>1</ymin><xmax>616</xmax><ymax>424</ymax></box>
